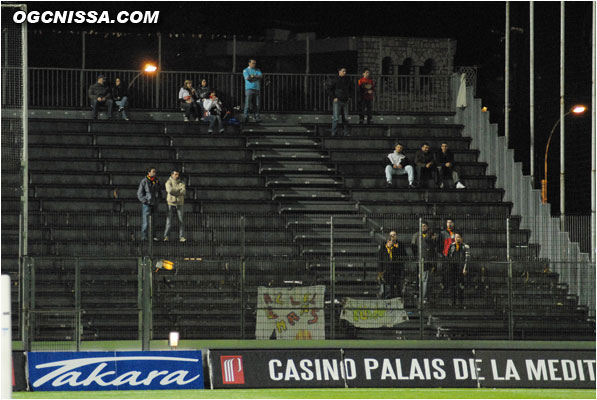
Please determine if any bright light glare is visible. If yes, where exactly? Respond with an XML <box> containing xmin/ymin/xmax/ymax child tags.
<box><xmin>571</xmin><ymin>105</ymin><xmax>586</xmax><ymax>114</ymax></box>
<box><xmin>144</xmin><ymin>64</ymin><xmax>158</xmax><ymax>73</ymax></box>
<box><xmin>169</xmin><ymin>331</ymin><xmax>179</xmax><ymax>347</ymax></box>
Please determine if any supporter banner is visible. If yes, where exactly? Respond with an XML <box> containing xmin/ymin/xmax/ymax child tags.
<box><xmin>255</xmin><ymin>285</ymin><xmax>325</xmax><ymax>340</ymax></box>
<box><xmin>208</xmin><ymin>349</ymin><xmax>345</xmax><ymax>389</ymax></box>
<box><xmin>12</xmin><ymin>351</ymin><xmax>27</xmax><ymax>391</ymax></box>
<box><xmin>27</xmin><ymin>351</ymin><xmax>204</xmax><ymax>391</ymax></box>
<box><xmin>474</xmin><ymin>350</ymin><xmax>596</xmax><ymax>389</ymax></box>
<box><xmin>340</xmin><ymin>297</ymin><xmax>408</xmax><ymax>328</ymax></box>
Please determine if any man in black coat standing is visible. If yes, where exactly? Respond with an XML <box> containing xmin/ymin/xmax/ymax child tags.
<box><xmin>377</xmin><ymin>231</ymin><xmax>407</xmax><ymax>299</ymax></box>
<box><xmin>326</xmin><ymin>67</ymin><xmax>354</xmax><ymax>137</ymax></box>
<box><xmin>88</xmin><ymin>75</ymin><xmax>113</xmax><ymax>119</ymax></box>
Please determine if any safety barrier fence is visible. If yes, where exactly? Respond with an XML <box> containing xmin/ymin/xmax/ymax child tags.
<box><xmin>2</xmin><ymin>67</ymin><xmax>453</xmax><ymax>112</ymax></box>
<box><xmin>8</xmin><ymin>214</ymin><xmax>594</xmax><ymax>349</ymax></box>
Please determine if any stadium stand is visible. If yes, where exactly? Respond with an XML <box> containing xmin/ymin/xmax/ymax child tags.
<box><xmin>2</xmin><ymin>115</ymin><xmax>594</xmax><ymax>342</ymax></box>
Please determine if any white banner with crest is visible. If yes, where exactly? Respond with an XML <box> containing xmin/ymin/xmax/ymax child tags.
<box><xmin>340</xmin><ymin>297</ymin><xmax>408</xmax><ymax>328</ymax></box>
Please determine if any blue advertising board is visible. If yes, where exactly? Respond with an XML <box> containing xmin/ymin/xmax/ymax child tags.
<box><xmin>27</xmin><ymin>351</ymin><xmax>204</xmax><ymax>391</ymax></box>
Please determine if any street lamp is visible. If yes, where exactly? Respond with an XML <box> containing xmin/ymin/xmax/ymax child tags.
<box><xmin>128</xmin><ymin>63</ymin><xmax>158</xmax><ymax>89</ymax></box>
<box><xmin>541</xmin><ymin>104</ymin><xmax>587</xmax><ymax>204</ymax></box>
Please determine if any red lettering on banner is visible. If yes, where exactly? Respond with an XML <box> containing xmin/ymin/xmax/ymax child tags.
<box><xmin>290</xmin><ymin>296</ymin><xmax>301</xmax><ymax>306</ymax></box>
<box><xmin>267</xmin><ymin>306</ymin><xmax>278</xmax><ymax>319</ymax></box>
<box><xmin>263</xmin><ymin>294</ymin><xmax>273</xmax><ymax>304</ymax></box>
<box><xmin>308</xmin><ymin>308</ymin><xmax>319</xmax><ymax>324</ymax></box>
<box><xmin>287</xmin><ymin>311</ymin><xmax>300</xmax><ymax>325</ymax></box>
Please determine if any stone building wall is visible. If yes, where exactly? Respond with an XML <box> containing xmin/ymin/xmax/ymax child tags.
<box><xmin>356</xmin><ymin>36</ymin><xmax>457</xmax><ymax>76</ymax></box>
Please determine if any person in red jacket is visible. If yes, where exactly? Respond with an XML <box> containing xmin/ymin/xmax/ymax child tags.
<box><xmin>358</xmin><ymin>68</ymin><xmax>375</xmax><ymax>124</ymax></box>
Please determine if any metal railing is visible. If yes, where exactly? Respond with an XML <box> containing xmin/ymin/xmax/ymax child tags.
<box><xmin>6</xmin><ymin>67</ymin><xmax>453</xmax><ymax>112</ymax></box>
<box><xmin>11</xmin><ymin>213</ymin><xmax>595</xmax><ymax>348</ymax></box>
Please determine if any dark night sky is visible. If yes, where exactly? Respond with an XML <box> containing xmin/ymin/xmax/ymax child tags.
<box><xmin>11</xmin><ymin>1</ymin><xmax>597</xmax><ymax>214</ymax></box>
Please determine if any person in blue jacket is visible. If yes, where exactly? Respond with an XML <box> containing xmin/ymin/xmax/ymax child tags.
<box><xmin>242</xmin><ymin>59</ymin><xmax>263</xmax><ymax>123</ymax></box>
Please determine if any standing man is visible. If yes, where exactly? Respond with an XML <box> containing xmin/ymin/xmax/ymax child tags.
<box><xmin>446</xmin><ymin>233</ymin><xmax>470</xmax><ymax>307</ymax></box>
<box><xmin>163</xmin><ymin>170</ymin><xmax>187</xmax><ymax>242</ymax></box>
<box><xmin>377</xmin><ymin>231</ymin><xmax>407</xmax><ymax>299</ymax></box>
<box><xmin>242</xmin><ymin>59</ymin><xmax>263</xmax><ymax>123</ymax></box>
<box><xmin>411</xmin><ymin>221</ymin><xmax>439</xmax><ymax>303</ymax></box>
<box><xmin>88</xmin><ymin>74</ymin><xmax>113</xmax><ymax>120</ymax></box>
<box><xmin>358</xmin><ymin>68</ymin><xmax>375</xmax><ymax>124</ymax></box>
<box><xmin>434</xmin><ymin>142</ymin><xmax>466</xmax><ymax>189</ymax></box>
<box><xmin>326</xmin><ymin>67</ymin><xmax>354</xmax><ymax>137</ymax></box>
<box><xmin>137</xmin><ymin>167</ymin><xmax>161</xmax><ymax>241</ymax></box>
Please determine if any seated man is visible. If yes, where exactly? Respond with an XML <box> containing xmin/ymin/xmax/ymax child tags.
<box><xmin>414</xmin><ymin>142</ymin><xmax>437</xmax><ymax>188</ymax></box>
<box><xmin>434</xmin><ymin>142</ymin><xmax>466</xmax><ymax>189</ymax></box>
<box><xmin>88</xmin><ymin>75</ymin><xmax>113</xmax><ymax>119</ymax></box>
<box><xmin>385</xmin><ymin>142</ymin><xmax>416</xmax><ymax>188</ymax></box>
<box><xmin>112</xmin><ymin>77</ymin><xmax>129</xmax><ymax>121</ymax></box>
<box><xmin>202</xmin><ymin>90</ymin><xmax>225</xmax><ymax>134</ymax></box>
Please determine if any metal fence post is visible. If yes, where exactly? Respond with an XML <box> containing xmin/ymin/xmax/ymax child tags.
<box><xmin>507</xmin><ymin>217</ymin><xmax>514</xmax><ymax>340</ymax></box>
<box><xmin>20</xmin><ymin>256</ymin><xmax>32</xmax><ymax>352</ymax></box>
<box><xmin>418</xmin><ymin>218</ymin><xmax>424</xmax><ymax>339</ymax></box>
<box><xmin>75</xmin><ymin>258</ymin><xmax>81</xmax><ymax>351</ymax></box>
<box><xmin>329</xmin><ymin>216</ymin><xmax>335</xmax><ymax>339</ymax></box>
<box><xmin>240</xmin><ymin>260</ymin><xmax>245</xmax><ymax>339</ymax></box>
<box><xmin>139</xmin><ymin>256</ymin><xmax>152</xmax><ymax>351</ymax></box>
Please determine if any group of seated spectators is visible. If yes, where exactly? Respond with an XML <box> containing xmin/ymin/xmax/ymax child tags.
<box><xmin>178</xmin><ymin>79</ymin><xmax>228</xmax><ymax>133</ymax></box>
<box><xmin>377</xmin><ymin>218</ymin><xmax>472</xmax><ymax>307</ymax></box>
<box><xmin>88</xmin><ymin>75</ymin><xmax>130</xmax><ymax>120</ymax></box>
<box><xmin>385</xmin><ymin>141</ymin><xmax>466</xmax><ymax>189</ymax></box>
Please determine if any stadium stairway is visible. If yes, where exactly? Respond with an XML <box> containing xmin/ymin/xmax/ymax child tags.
<box><xmin>2</xmin><ymin>116</ymin><xmax>593</xmax><ymax>341</ymax></box>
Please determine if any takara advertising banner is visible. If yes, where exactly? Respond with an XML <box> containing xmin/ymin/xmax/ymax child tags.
<box><xmin>255</xmin><ymin>285</ymin><xmax>325</xmax><ymax>340</ymax></box>
<box><xmin>208</xmin><ymin>348</ymin><xmax>595</xmax><ymax>389</ymax></box>
<box><xmin>27</xmin><ymin>351</ymin><xmax>204</xmax><ymax>391</ymax></box>
<box><xmin>340</xmin><ymin>297</ymin><xmax>408</xmax><ymax>328</ymax></box>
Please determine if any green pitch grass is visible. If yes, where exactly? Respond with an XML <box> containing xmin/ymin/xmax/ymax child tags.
<box><xmin>12</xmin><ymin>388</ymin><xmax>597</xmax><ymax>399</ymax></box>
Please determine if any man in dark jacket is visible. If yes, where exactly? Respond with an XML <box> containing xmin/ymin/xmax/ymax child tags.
<box><xmin>326</xmin><ymin>67</ymin><xmax>354</xmax><ymax>137</ymax></box>
<box><xmin>88</xmin><ymin>75</ymin><xmax>113</xmax><ymax>119</ymax></box>
<box><xmin>377</xmin><ymin>231</ymin><xmax>407</xmax><ymax>299</ymax></box>
<box><xmin>414</xmin><ymin>142</ymin><xmax>437</xmax><ymax>188</ymax></box>
<box><xmin>137</xmin><ymin>167</ymin><xmax>162</xmax><ymax>241</ymax></box>
<box><xmin>434</xmin><ymin>142</ymin><xmax>466</xmax><ymax>189</ymax></box>
<box><xmin>446</xmin><ymin>233</ymin><xmax>470</xmax><ymax>306</ymax></box>
<box><xmin>411</xmin><ymin>221</ymin><xmax>440</xmax><ymax>302</ymax></box>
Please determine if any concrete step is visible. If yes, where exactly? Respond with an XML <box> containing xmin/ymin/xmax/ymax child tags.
<box><xmin>246</xmin><ymin>136</ymin><xmax>321</xmax><ymax>148</ymax></box>
<box><xmin>265</xmin><ymin>175</ymin><xmax>343</xmax><ymax>188</ymax></box>
<box><xmin>358</xmin><ymin>201</ymin><xmax>513</xmax><ymax>215</ymax></box>
<box><xmin>259</xmin><ymin>161</ymin><xmax>336</xmax><ymax>174</ymax></box>
<box><xmin>323</xmin><ymin>137</ymin><xmax>472</xmax><ymax>151</ymax></box>
<box><xmin>253</xmin><ymin>150</ymin><xmax>330</xmax><ymax>161</ymax></box>
<box><xmin>338</xmin><ymin>162</ymin><xmax>487</xmax><ymax>176</ymax></box>
<box><xmin>272</xmin><ymin>189</ymin><xmax>350</xmax><ymax>200</ymax></box>
<box><xmin>330</xmin><ymin>149</ymin><xmax>479</xmax><ymax>163</ymax></box>
<box><xmin>280</xmin><ymin>201</ymin><xmax>357</xmax><ymax>213</ymax></box>
<box><xmin>344</xmin><ymin>175</ymin><xmax>495</xmax><ymax>190</ymax></box>
<box><xmin>242</xmin><ymin>126</ymin><xmax>314</xmax><ymax>135</ymax></box>
<box><xmin>351</xmin><ymin>189</ymin><xmax>504</xmax><ymax>203</ymax></box>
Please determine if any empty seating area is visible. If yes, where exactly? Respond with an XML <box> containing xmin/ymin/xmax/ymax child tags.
<box><xmin>2</xmin><ymin>115</ymin><xmax>594</xmax><ymax>342</ymax></box>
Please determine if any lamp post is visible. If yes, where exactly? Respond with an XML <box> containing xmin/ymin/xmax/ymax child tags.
<box><xmin>541</xmin><ymin>105</ymin><xmax>587</xmax><ymax>215</ymax></box>
<box><xmin>128</xmin><ymin>63</ymin><xmax>158</xmax><ymax>89</ymax></box>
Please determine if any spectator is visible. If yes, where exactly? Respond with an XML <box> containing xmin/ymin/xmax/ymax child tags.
<box><xmin>242</xmin><ymin>59</ymin><xmax>263</xmax><ymax>123</ymax></box>
<box><xmin>137</xmin><ymin>167</ymin><xmax>162</xmax><ymax>241</ymax></box>
<box><xmin>434</xmin><ymin>142</ymin><xmax>466</xmax><ymax>189</ymax></box>
<box><xmin>358</xmin><ymin>68</ymin><xmax>375</xmax><ymax>124</ymax></box>
<box><xmin>385</xmin><ymin>142</ymin><xmax>416</xmax><ymax>188</ymax></box>
<box><xmin>439</xmin><ymin>218</ymin><xmax>457</xmax><ymax>294</ymax></box>
<box><xmin>197</xmin><ymin>78</ymin><xmax>211</xmax><ymax>116</ymax></box>
<box><xmin>112</xmin><ymin>77</ymin><xmax>129</xmax><ymax>121</ymax></box>
<box><xmin>179</xmin><ymin>80</ymin><xmax>200</xmax><ymax>122</ymax></box>
<box><xmin>88</xmin><ymin>74</ymin><xmax>113</xmax><ymax>120</ymax></box>
<box><xmin>411</xmin><ymin>220</ymin><xmax>439</xmax><ymax>303</ymax></box>
<box><xmin>163</xmin><ymin>170</ymin><xmax>187</xmax><ymax>242</ymax></box>
<box><xmin>446</xmin><ymin>233</ymin><xmax>470</xmax><ymax>306</ymax></box>
<box><xmin>414</xmin><ymin>142</ymin><xmax>437</xmax><ymax>188</ymax></box>
<box><xmin>202</xmin><ymin>90</ymin><xmax>225</xmax><ymax>134</ymax></box>
<box><xmin>326</xmin><ymin>67</ymin><xmax>354</xmax><ymax>137</ymax></box>
<box><xmin>377</xmin><ymin>231</ymin><xmax>407</xmax><ymax>299</ymax></box>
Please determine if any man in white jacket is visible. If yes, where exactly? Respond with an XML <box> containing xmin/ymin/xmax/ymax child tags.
<box><xmin>163</xmin><ymin>170</ymin><xmax>187</xmax><ymax>242</ymax></box>
<box><xmin>385</xmin><ymin>142</ymin><xmax>416</xmax><ymax>188</ymax></box>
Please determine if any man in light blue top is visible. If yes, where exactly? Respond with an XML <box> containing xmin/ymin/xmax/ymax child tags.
<box><xmin>243</xmin><ymin>59</ymin><xmax>263</xmax><ymax>123</ymax></box>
